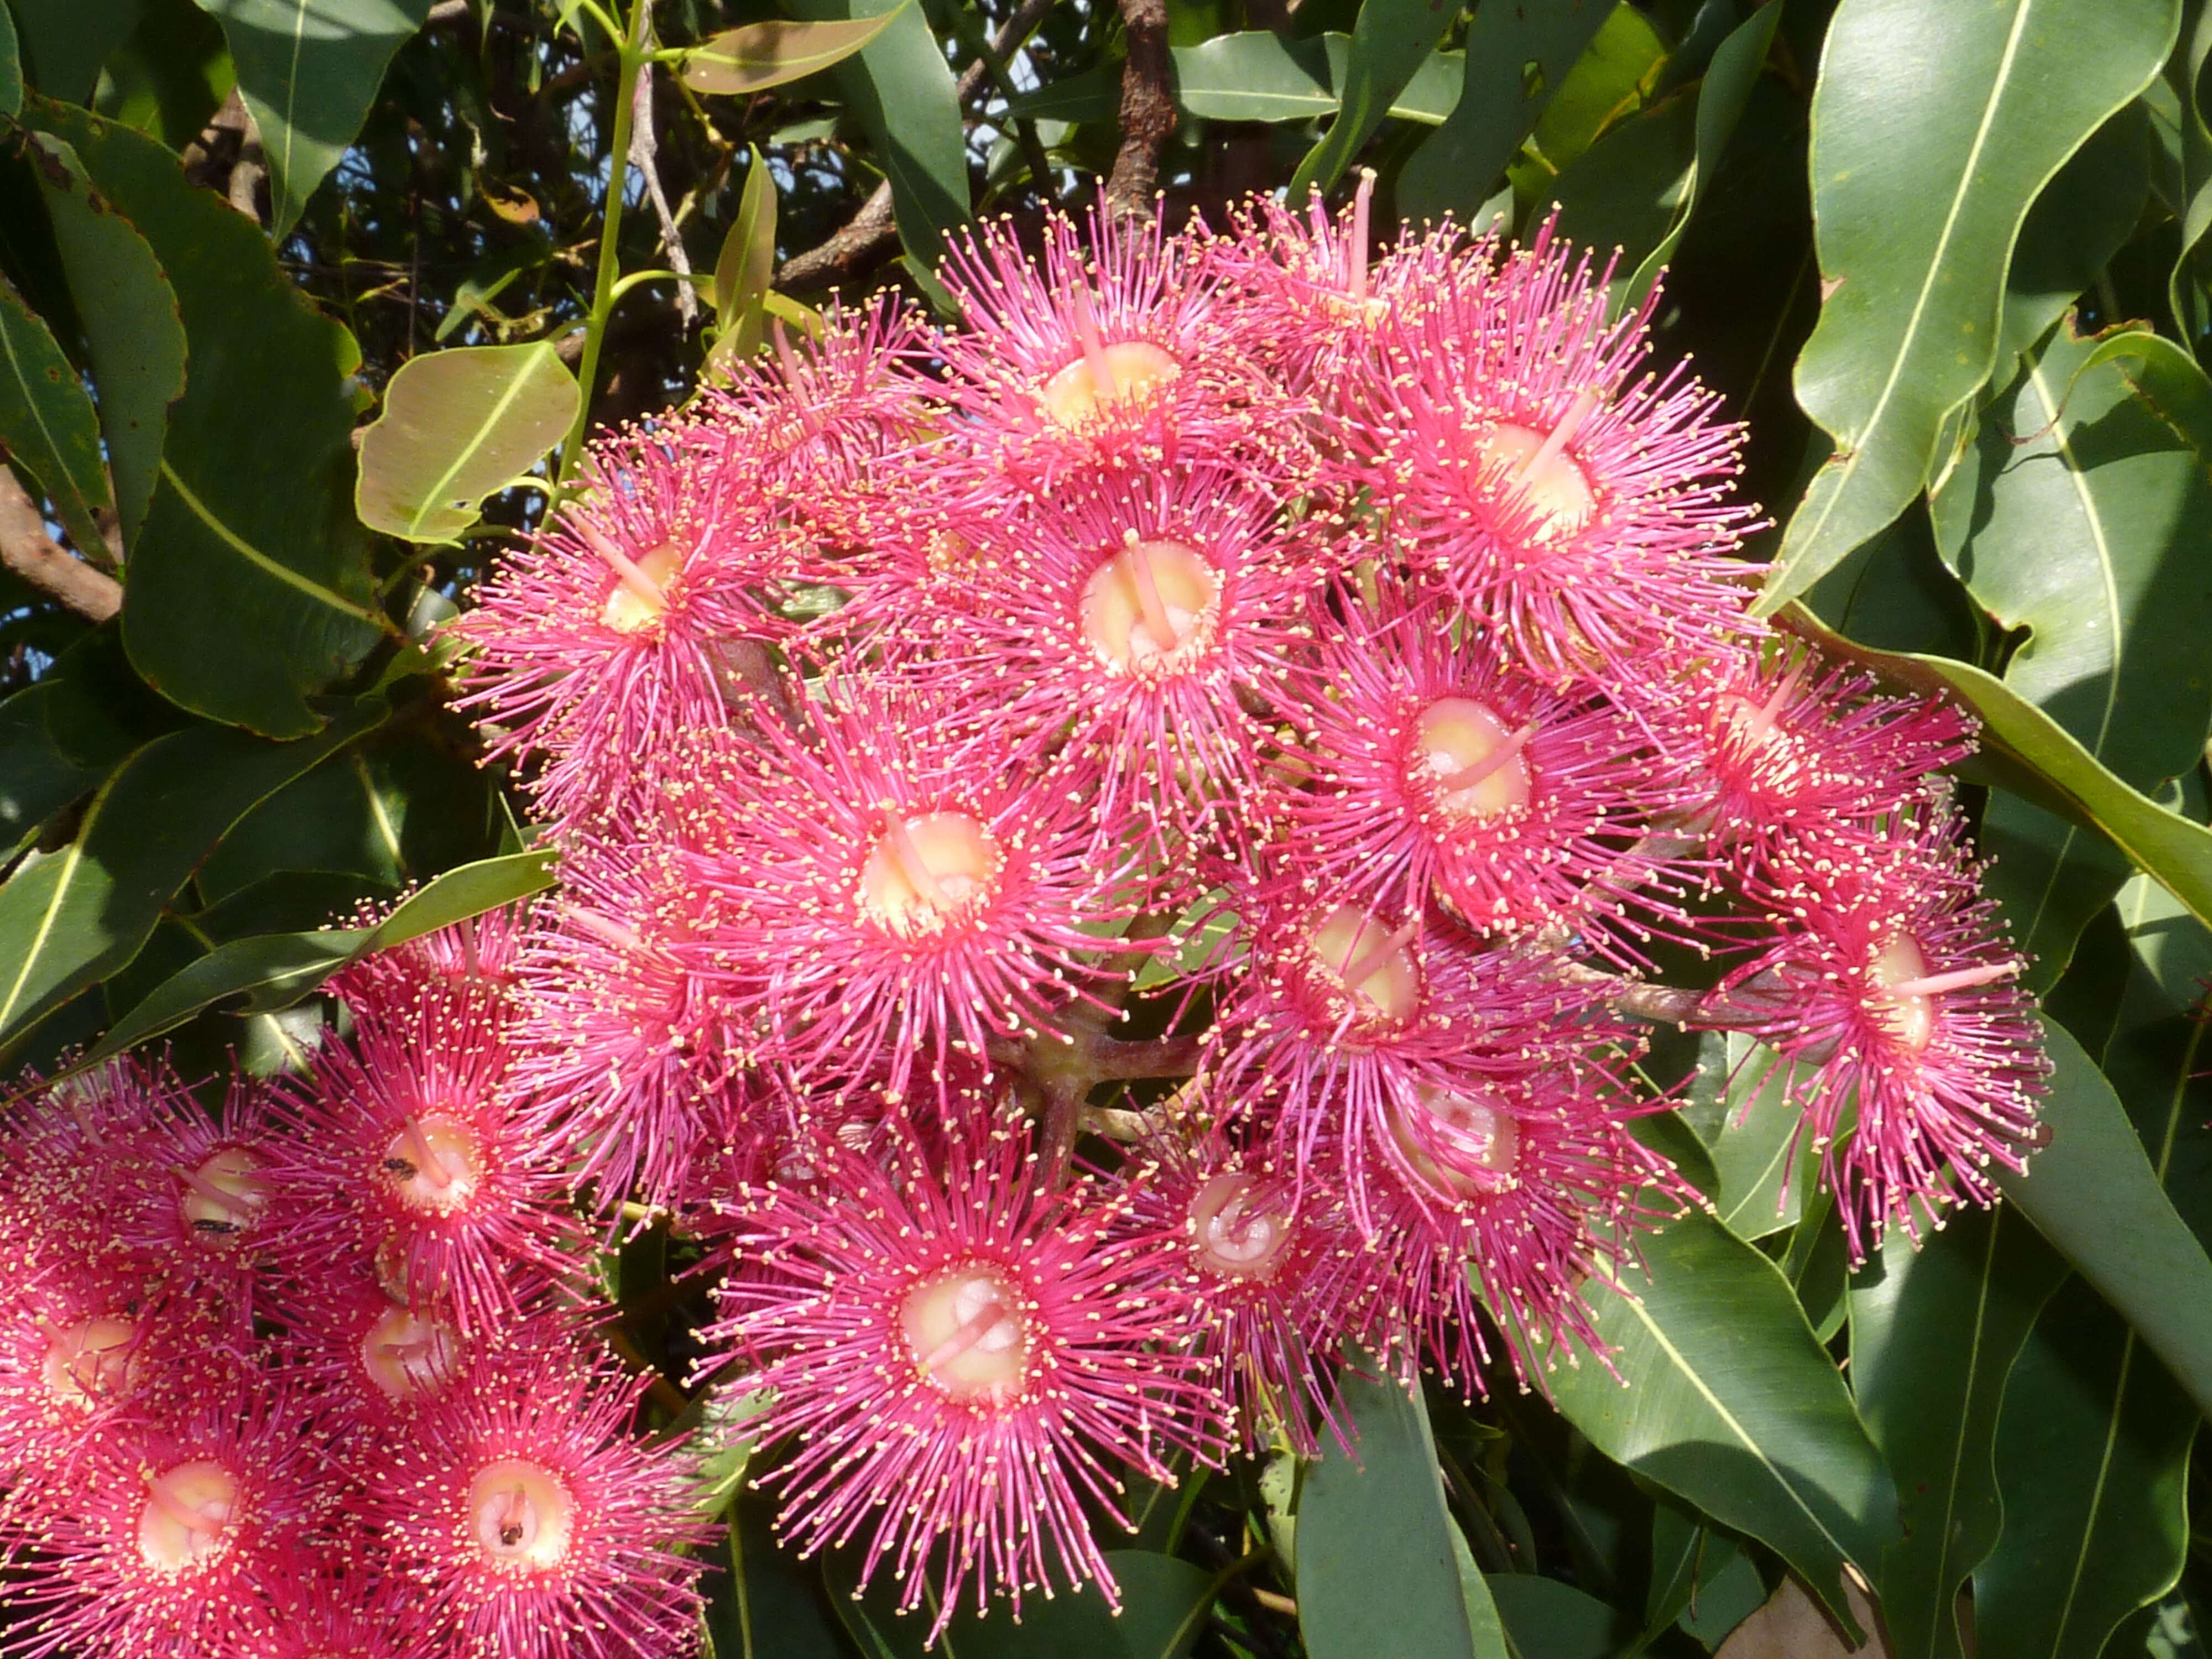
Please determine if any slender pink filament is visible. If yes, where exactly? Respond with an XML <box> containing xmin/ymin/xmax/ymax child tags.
<box><xmin>173</xmin><ymin>1164</ymin><xmax>244</xmax><ymax>1211</ymax></box>
<box><xmin>1517</xmin><ymin>388</ymin><xmax>1601</xmax><ymax>483</ymax></box>
<box><xmin>575</xmin><ymin>522</ymin><xmax>668</xmax><ymax>611</ymax></box>
<box><xmin>564</xmin><ymin>906</ymin><xmax>646</xmax><ymax>955</ymax></box>
<box><xmin>1340</xmin><ymin>916</ymin><xmax>1422</xmax><ymax>993</ymax></box>
<box><xmin>398</xmin><ymin>1117</ymin><xmax>455</xmax><ymax>1192</ymax></box>
<box><xmin>1071</xmin><ymin>286</ymin><xmax>1117</xmax><ymax>397</ymax></box>
<box><xmin>1125</xmin><ymin>542</ymin><xmax>1178</xmax><ymax>647</ymax></box>
<box><xmin>1441</xmin><ymin>723</ymin><xmax>1536</xmax><ymax>794</ymax></box>
<box><xmin>1880</xmin><ymin>961</ymin><xmax>2019</xmax><ymax>999</ymax></box>
<box><xmin>918</xmin><ymin>1301</ymin><xmax>1013</xmax><ymax>1373</ymax></box>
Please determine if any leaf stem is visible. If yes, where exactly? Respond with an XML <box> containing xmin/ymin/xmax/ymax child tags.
<box><xmin>558</xmin><ymin>0</ymin><xmax>648</xmax><ymax>488</ymax></box>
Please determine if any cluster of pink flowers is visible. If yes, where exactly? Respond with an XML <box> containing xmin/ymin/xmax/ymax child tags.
<box><xmin>0</xmin><ymin>187</ymin><xmax>2049</xmax><ymax>1652</ymax></box>
<box><xmin>0</xmin><ymin>933</ymin><xmax>712</xmax><ymax>1658</ymax></box>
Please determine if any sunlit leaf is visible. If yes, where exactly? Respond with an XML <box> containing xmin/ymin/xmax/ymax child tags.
<box><xmin>356</xmin><ymin>341</ymin><xmax>578</xmax><ymax>542</ymax></box>
<box><xmin>681</xmin><ymin>11</ymin><xmax>903</xmax><ymax>96</ymax></box>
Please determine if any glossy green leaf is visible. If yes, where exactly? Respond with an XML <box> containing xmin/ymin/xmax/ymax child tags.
<box><xmin>785</xmin><ymin>0</ymin><xmax>968</xmax><ymax>270</ymax></box>
<box><xmin>1848</xmin><ymin>1206</ymin><xmax>2067</xmax><ymax>1659</ymax></box>
<box><xmin>1298</xmin><ymin>1366</ymin><xmax>1505</xmax><ymax>1659</ymax></box>
<box><xmin>1485</xmin><ymin>1574</ymin><xmax>1627</xmax><ymax>1659</ymax></box>
<box><xmin>1645</xmin><ymin>1500</ymin><xmax>1764</xmax><ymax>1650</ymax></box>
<box><xmin>1678</xmin><ymin>1034</ymin><xmax>1816</xmax><ymax>1243</ymax></box>
<box><xmin>1287</xmin><ymin>0</ymin><xmax>1453</xmax><ymax>200</ymax></box>
<box><xmin>711</xmin><ymin>148</ymin><xmax>778</xmax><ymax>362</ymax></box>
<box><xmin>23</xmin><ymin>100</ymin><xmax>387</xmax><ymax>737</ymax></box>
<box><xmin>1994</xmin><ymin>1019</ymin><xmax>2212</xmax><ymax>1425</ymax></box>
<box><xmin>827</xmin><ymin>1547</ymin><xmax>1220</xmax><ymax>1659</ymax></box>
<box><xmin>356</xmin><ymin>342</ymin><xmax>579</xmax><ymax>541</ymax></box>
<box><xmin>196</xmin><ymin>0</ymin><xmax>435</xmax><ymax>236</ymax></box>
<box><xmin>1618</xmin><ymin>0</ymin><xmax>1783</xmax><ymax>307</ymax></box>
<box><xmin>0</xmin><ymin>700</ymin><xmax>387</xmax><ymax>1056</ymax></box>
<box><xmin>1004</xmin><ymin>33</ymin><xmax>1463</xmax><ymax>126</ymax></box>
<box><xmin>0</xmin><ymin>629</ymin><xmax>175</xmax><ymax>854</ymax></box>
<box><xmin>85</xmin><ymin>846</ymin><xmax>556</xmax><ymax>1060</ymax></box>
<box><xmin>91</xmin><ymin>0</ymin><xmax>237</xmax><ymax>152</ymax></box>
<box><xmin>1778</xmin><ymin>603</ymin><xmax>2212</xmax><ymax>937</ymax></box>
<box><xmin>1975</xmin><ymin>1278</ymin><xmax>2197</xmax><ymax>1659</ymax></box>
<box><xmin>21</xmin><ymin>131</ymin><xmax>186</xmax><ymax>550</ymax></box>
<box><xmin>1536</xmin><ymin>87</ymin><xmax>1698</xmax><ymax>279</ymax></box>
<box><xmin>0</xmin><ymin>272</ymin><xmax>109</xmax><ymax>558</ymax></box>
<box><xmin>1543</xmin><ymin>1214</ymin><xmax>1897</xmax><ymax>1632</ymax></box>
<box><xmin>8</xmin><ymin>0</ymin><xmax>144</xmax><ymax>100</ymax></box>
<box><xmin>2167</xmin><ymin>1</ymin><xmax>2212</xmax><ymax>343</ymax></box>
<box><xmin>1398</xmin><ymin>0</ymin><xmax>1612</xmax><ymax>225</ymax></box>
<box><xmin>681</xmin><ymin>11</ymin><xmax>904</xmax><ymax>96</ymax></box>
<box><xmin>1760</xmin><ymin>0</ymin><xmax>2179</xmax><ymax>611</ymax></box>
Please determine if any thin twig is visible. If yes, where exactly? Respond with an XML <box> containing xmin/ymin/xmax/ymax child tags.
<box><xmin>0</xmin><ymin>470</ymin><xmax>121</xmax><ymax>622</ymax></box>
<box><xmin>628</xmin><ymin>15</ymin><xmax>700</xmax><ymax>327</ymax></box>
<box><xmin>1103</xmin><ymin>0</ymin><xmax>1175</xmax><ymax>218</ymax></box>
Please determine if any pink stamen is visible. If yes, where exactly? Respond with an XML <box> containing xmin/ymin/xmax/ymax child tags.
<box><xmin>1340</xmin><ymin>916</ymin><xmax>1422</xmax><ymax>993</ymax></box>
<box><xmin>564</xmin><ymin>907</ymin><xmax>646</xmax><ymax>955</ymax></box>
<box><xmin>398</xmin><ymin>1117</ymin><xmax>455</xmax><ymax>1192</ymax></box>
<box><xmin>575</xmin><ymin>521</ymin><xmax>669</xmax><ymax>612</ymax></box>
<box><xmin>460</xmin><ymin>916</ymin><xmax>481</xmax><ymax>982</ymax></box>
<box><xmin>1880</xmin><ymin>961</ymin><xmax>2020</xmax><ymax>999</ymax></box>
<box><xmin>1517</xmin><ymin>388</ymin><xmax>1601</xmax><ymax>484</ymax></box>
<box><xmin>1071</xmin><ymin>286</ymin><xmax>1117</xmax><ymax>397</ymax></box>
<box><xmin>918</xmin><ymin>1301</ymin><xmax>1012</xmax><ymax>1373</ymax></box>
<box><xmin>1746</xmin><ymin>661</ymin><xmax>1806</xmax><ymax>742</ymax></box>
<box><xmin>1442</xmin><ymin>723</ymin><xmax>1535</xmax><ymax>794</ymax></box>
<box><xmin>1124</xmin><ymin>541</ymin><xmax>1177</xmax><ymax>648</ymax></box>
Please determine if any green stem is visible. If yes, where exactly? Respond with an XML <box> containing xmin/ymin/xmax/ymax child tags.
<box><xmin>557</xmin><ymin>0</ymin><xmax>648</xmax><ymax>488</ymax></box>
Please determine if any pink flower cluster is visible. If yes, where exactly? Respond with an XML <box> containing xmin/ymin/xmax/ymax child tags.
<box><xmin>0</xmin><ymin>187</ymin><xmax>2050</xmax><ymax>1650</ymax></box>
<box><xmin>0</xmin><ymin>933</ymin><xmax>709</xmax><ymax>1659</ymax></box>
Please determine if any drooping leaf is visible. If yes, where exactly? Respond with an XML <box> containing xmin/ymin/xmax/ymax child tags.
<box><xmin>0</xmin><ymin>271</ymin><xmax>109</xmax><ymax>558</ymax></box>
<box><xmin>1618</xmin><ymin>0</ymin><xmax>1784</xmax><ymax>307</ymax></box>
<box><xmin>1846</xmin><ymin>1205</ymin><xmax>2067</xmax><ymax>1659</ymax></box>
<box><xmin>85</xmin><ymin>846</ymin><xmax>557</xmax><ymax>1061</ymax></box>
<box><xmin>1994</xmin><ymin>1019</ymin><xmax>2212</xmax><ymax>1425</ymax></box>
<box><xmin>1645</xmin><ymin>1499</ymin><xmax>1765</xmax><ymax>1651</ymax></box>
<box><xmin>8</xmin><ymin>0</ymin><xmax>144</xmax><ymax>100</ymax></box>
<box><xmin>1974</xmin><ymin>1277</ymin><xmax>2198</xmax><ymax>1659</ymax></box>
<box><xmin>355</xmin><ymin>341</ymin><xmax>579</xmax><ymax>542</ymax></box>
<box><xmin>1397</xmin><ymin>0</ymin><xmax>1612</xmax><ymax>225</ymax></box>
<box><xmin>0</xmin><ymin>698</ymin><xmax>388</xmax><ymax>1056</ymax></box>
<box><xmin>1298</xmin><ymin>1366</ymin><xmax>1506</xmax><ymax>1659</ymax></box>
<box><xmin>681</xmin><ymin>11</ymin><xmax>904</xmax><ymax>96</ymax></box>
<box><xmin>1287</xmin><ymin>0</ymin><xmax>1454</xmax><ymax>200</ymax></box>
<box><xmin>784</xmin><ymin>0</ymin><xmax>967</xmax><ymax>271</ymax></box>
<box><xmin>20</xmin><ymin>131</ymin><xmax>186</xmax><ymax>550</ymax></box>
<box><xmin>1778</xmin><ymin>602</ymin><xmax>2212</xmax><ymax>936</ymax></box>
<box><xmin>1543</xmin><ymin>1213</ymin><xmax>1898</xmax><ymax>1632</ymax></box>
<box><xmin>195</xmin><ymin>0</ymin><xmax>436</xmax><ymax>236</ymax></box>
<box><xmin>0</xmin><ymin>3</ymin><xmax>20</xmax><ymax>116</ymax></box>
<box><xmin>1759</xmin><ymin>0</ymin><xmax>2179</xmax><ymax>610</ymax></box>
<box><xmin>22</xmin><ymin>100</ymin><xmax>387</xmax><ymax>737</ymax></box>
<box><xmin>710</xmin><ymin>148</ymin><xmax>778</xmax><ymax>363</ymax></box>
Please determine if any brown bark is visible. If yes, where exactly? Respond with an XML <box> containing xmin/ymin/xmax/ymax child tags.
<box><xmin>0</xmin><ymin>470</ymin><xmax>122</xmax><ymax>623</ymax></box>
<box><xmin>1103</xmin><ymin>0</ymin><xmax>1176</xmax><ymax>219</ymax></box>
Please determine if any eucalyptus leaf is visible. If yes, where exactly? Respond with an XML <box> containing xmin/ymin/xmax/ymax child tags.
<box><xmin>1544</xmin><ymin>1213</ymin><xmax>1897</xmax><ymax>1634</ymax></box>
<box><xmin>356</xmin><ymin>341</ymin><xmax>580</xmax><ymax>542</ymax></box>
<box><xmin>8</xmin><ymin>0</ymin><xmax>143</xmax><ymax>100</ymax></box>
<box><xmin>682</xmin><ymin>11</ymin><xmax>904</xmax><ymax>95</ymax></box>
<box><xmin>1287</xmin><ymin>0</ymin><xmax>1453</xmax><ymax>199</ymax></box>
<box><xmin>711</xmin><ymin>148</ymin><xmax>778</xmax><ymax>362</ymax></box>
<box><xmin>0</xmin><ymin>272</ymin><xmax>110</xmax><ymax>558</ymax></box>
<box><xmin>1761</xmin><ymin>0</ymin><xmax>2179</xmax><ymax>609</ymax></box>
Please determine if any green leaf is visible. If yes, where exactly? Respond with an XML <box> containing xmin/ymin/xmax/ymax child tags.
<box><xmin>785</xmin><ymin>0</ymin><xmax>968</xmax><ymax>270</ymax></box>
<box><xmin>20</xmin><ymin>131</ymin><xmax>187</xmax><ymax>550</ymax></box>
<box><xmin>8</xmin><ymin>0</ymin><xmax>144</xmax><ymax>100</ymax></box>
<box><xmin>1847</xmin><ymin>1205</ymin><xmax>2068</xmax><ymax>1659</ymax></box>
<box><xmin>1975</xmin><ymin>1278</ymin><xmax>2198</xmax><ymax>1659</ymax></box>
<box><xmin>1543</xmin><ymin>1213</ymin><xmax>1898</xmax><ymax>1633</ymax></box>
<box><xmin>195</xmin><ymin>0</ymin><xmax>435</xmax><ymax>236</ymax></box>
<box><xmin>681</xmin><ymin>11</ymin><xmax>904</xmax><ymax>96</ymax></box>
<box><xmin>91</xmin><ymin>0</ymin><xmax>237</xmax><ymax>152</ymax></box>
<box><xmin>711</xmin><ymin>149</ymin><xmax>778</xmax><ymax>362</ymax></box>
<box><xmin>1644</xmin><ymin>1500</ymin><xmax>1765</xmax><ymax>1651</ymax></box>
<box><xmin>0</xmin><ymin>699</ymin><xmax>387</xmax><ymax>1055</ymax></box>
<box><xmin>1678</xmin><ymin>1033</ymin><xmax>1816</xmax><ymax>1243</ymax></box>
<box><xmin>1397</xmin><ymin>0</ymin><xmax>1611</xmax><ymax>225</ymax></box>
<box><xmin>84</xmin><ymin>846</ymin><xmax>556</xmax><ymax>1060</ymax></box>
<box><xmin>0</xmin><ymin>272</ymin><xmax>109</xmax><ymax>558</ymax></box>
<box><xmin>1618</xmin><ymin>0</ymin><xmax>1783</xmax><ymax>309</ymax></box>
<box><xmin>2167</xmin><ymin>1</ymin><xmax>2212</xmax><ymax>343</ymax></box>
<box><xmin>0</xmin><ymin>6</ymin><xmax>21</xmax><ymax>123</ymax></box>
<box><xmin>1003</xmin><ymin>33</ymin><xmax>1463</xmax><ymax>127</ymax></box>
<box><xmin>1759</xmin><ymin>0</ymin><xmax>2180</xmax><ymax>611</ymax></box>
<box><xmin>22</xmin><ymin>100</ymin><xmax>387</xmax><ymax>738</ymax></box>
<box><xmin>0</xmin><ymin>628</ymin><xmax>176</xmax><ymax>854</ymax></box>
<box><xmin>1777</xmin><ymin>602</ymin><xmax>2212</xmax><ymax>937</ymax></box>
<box><xmin>1484</xmin><ymin>1574</ymin><xmax>1630</xmax><ymax>1659</ymax></box>
<box><xmin>826</xmin><ymin>1547</ymin><xmax>1221</xmax><ymax>1659</ymax></box>
<box><xmin>1287</xmin><ymin>0</ymin><xmax>1453</xmax><ymax>200</ymax></box>
<box><xmin>1298</xmin><ymin>1366</ymin><xmax>1506</xmax><ymax>1659</ymax></box>
<box><xmin>1994</xmin><ymin>1019</ymin><xmax>2212</xmax><ymax>1425</ymax></box>
<box><xmin>356</xmin><ymin>342</ymin><xmax>579</xmax><ymax>541</ymax></box>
